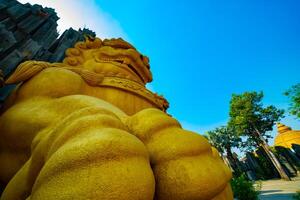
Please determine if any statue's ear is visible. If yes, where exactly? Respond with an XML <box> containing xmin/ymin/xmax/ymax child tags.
<box><xmin>5</xmin><ymin>61</ymin><xmax>51</xmax><ymax>84</ymax></box>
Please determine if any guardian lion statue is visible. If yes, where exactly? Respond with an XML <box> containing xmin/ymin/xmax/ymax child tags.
<box><xmin>0</xmin><ymin>37</ymin><xmax>233</xmax><ymax>200</ymax></box>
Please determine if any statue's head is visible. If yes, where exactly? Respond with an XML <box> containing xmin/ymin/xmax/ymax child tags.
<box><xmin>63</xmin><ymin>37</ymin><xmax>152</xmax><ymax>85</ymax></box>
<box><xmin>4</xmin><ymin>36</ymin><xmax>169</xmax><ymax>114</ymax></box>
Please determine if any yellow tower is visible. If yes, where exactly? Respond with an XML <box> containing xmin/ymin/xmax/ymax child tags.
<box><xmin>275</xmin><ymin>123</ymin><xmax>300</xmax><ymax>148</ymax></box>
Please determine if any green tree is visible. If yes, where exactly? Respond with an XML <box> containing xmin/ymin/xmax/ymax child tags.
<box><xmin>228</xmin><ymin>91</ymin><xmax>289</xmax><ymax>180</ymax></box>
<box><xmin>206</xmin><ymin>126</ymin><xmax>242</xmax><ymax>173</ymax></box>
<box><xmin>285</xmin><ymin>83</ymin><xmax>300</xmax><ymax>118</ymax></box>
<box><xmin>231</xmin><ymin>174</ymin><xmax>260</xmax><ymax>200</ymax></box>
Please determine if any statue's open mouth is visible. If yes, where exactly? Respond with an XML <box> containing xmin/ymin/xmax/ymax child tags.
<box><xmin>94</xmin><ymin>56</ymin><xmax>146</xmax><ymax>84</ymax></box>
<box><xmin>94</xmin><ymin>48</ymin><xmax>152</xmax><ymax>84</ymax></box>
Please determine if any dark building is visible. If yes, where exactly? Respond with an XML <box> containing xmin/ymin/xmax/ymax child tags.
<box><xmin>0</xmin><ymin>0</ymin><xmax>95</xmax><ymax>103</ymax></box>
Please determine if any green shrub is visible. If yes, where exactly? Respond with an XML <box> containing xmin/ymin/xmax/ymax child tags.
<box><xmin>293</xmin><ymin>190</ymin><xmax>300</xmax><ymax>200</ymax></box>
<box><xmin>231</xmin><ymin>174</ymin><xmax>260</xmax><ymax>200</ymax></box>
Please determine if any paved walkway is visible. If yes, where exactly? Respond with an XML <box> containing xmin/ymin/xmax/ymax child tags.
<box><xmin>258</xmin><ymin>176</ymin><xmax>300</xmax><ymax>200</ymax></box>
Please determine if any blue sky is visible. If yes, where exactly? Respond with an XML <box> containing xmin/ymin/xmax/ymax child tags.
<box><xmin>20</xmin><ymin>0</ymin><xmax>300</xmax><ymax>145</ymax></box>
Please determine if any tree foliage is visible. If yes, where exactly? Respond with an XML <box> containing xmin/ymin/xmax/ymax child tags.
<box><xmin>206</xmin><ymin>126</ymin><xmax>241</xmax><ymax>154</ymax></box>
<box><xmin>293</xmin><ymin>190</ymin><xmax>300</xmax><ymax>200</ymax></box>
<box><xmin>231</xmin><ymin>174</ymin><xmax>260</xmax><ymax>200</ymax></box>
<box><xmin>285</xmin><ymin>83</ymin><xmax>300</xmax><ymax>118</ymax></box>
<box><xmin>228</xmin><ymin>91</ymin><xmax>291</xmax><ymax>180</ymax></box>
<box><xmin>228</xmin><ymin>91</ymin><xmax>284</xmax><ymax>147</ymax></box>
<box><xmin>206</xmin><ymin>125</ymin><xmax>243</xmax><ymax>175</ymax></box>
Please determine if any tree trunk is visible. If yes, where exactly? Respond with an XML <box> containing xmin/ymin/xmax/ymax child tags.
<box><xmin>219</xmin><ymin>153</ymin><xmax>232</xmax><ymax>171</ymax></box>
<box><xmin>226</xmin><ymin>147</ymin><xmax>234</xmax><ymax>163</ymax></box>
<box><xmin>253</xmin><ymin>126</ymin><xmax>290</xmax><ymax>181</ymax></box>
<box><xmin>226</xmin><ymin>146</ymin><xmax>241</xmax><ymax>175</ymax></box>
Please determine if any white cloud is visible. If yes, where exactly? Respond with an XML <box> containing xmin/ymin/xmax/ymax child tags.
<box><xmin>18</xmin><ymin>0</ymin><xmax>128</xmax><ymax>39</ymax></box>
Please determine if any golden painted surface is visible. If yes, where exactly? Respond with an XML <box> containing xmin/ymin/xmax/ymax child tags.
<box><xmin>0</xmin><ymin>37</ymin><xmax>232</xmax><ymax>200</ymax></box>
<box><xmin>275</xmin><ymin>123</ymin><xmax>300</xmax><ymax>149</ymax></box>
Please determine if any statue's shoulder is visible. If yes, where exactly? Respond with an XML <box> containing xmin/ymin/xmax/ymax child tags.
<box><xmin>8</xmin><ymin>61</ymin><xmax>84</xmax><ymax>100</ymax></box>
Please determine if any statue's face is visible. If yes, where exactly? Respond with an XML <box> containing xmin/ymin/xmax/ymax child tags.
<box><xmin>3</xmin><ymin>37</ymin><xmax>168</xmax><ymax>114</ymax></box>
<box><xmin>64</xmin><ymin>38</ymin><xmax>152</xmax><ymax>85</ymax></box>
<box><xmin>58</xmin><ymin>37</ymin><xmax>168</xmax><ymax>114</ymax></box>
<box><xmin>92</xmin><ymin>45</ymin><xmax>151</xmax><ymax>84</ymax></box>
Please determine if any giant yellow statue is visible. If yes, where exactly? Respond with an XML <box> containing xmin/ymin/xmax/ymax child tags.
<box><xmin>0</xmin><ymin>37</ymin><xmax>233</xmax><ymax>200</ymax></box>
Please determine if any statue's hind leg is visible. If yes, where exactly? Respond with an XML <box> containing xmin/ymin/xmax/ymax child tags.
<box><xmin>126</xmin><ymin>108</ymin><xmax>233</xmax><ymax>200</ymax></box>
<box><xmin>1</xmin><ymin>106</ymin><xmax>155</xmax><ymax>200</ymax></box>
